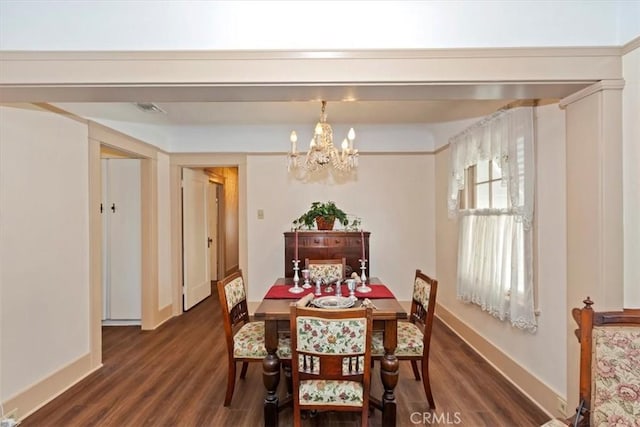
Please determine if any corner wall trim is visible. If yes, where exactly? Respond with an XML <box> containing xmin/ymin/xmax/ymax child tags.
<box><xmin>435</xmin><ymin>302</ymin><xmax>563</xmax><ymax>418</ymax></box>
<box><xmin>2</xmin><ymin>353</ymin><xmax>101</xmax><ymax>422</ymax></box>
<box><xmin>559</xmin><ymin>79</ymin><xmax>625</xmax><ymax>108</ymax></box>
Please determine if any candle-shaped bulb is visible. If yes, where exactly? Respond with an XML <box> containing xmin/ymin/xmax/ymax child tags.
<box><xmin>310</xmin><ymin>138</ymin><xmax>316</xmax><ymax>149</ymax></box>
<box><xmin>347</xmin><ymin>127</ymin><xmax>355</xmax><ymax>141</ymax></box>
<box><xmin>315</xmin><ymin>122</ymin><xmax>323</xmax><ymax>136</ymax></box>
<box><xmin>290</xmin><ymin>131</ymin><xmax>297</xmax><ymax>153</ymax></box>
<box><xmin>341</xmin><ymin>138</ymin><xmax>348</xmax><ymax>151</ymax></box>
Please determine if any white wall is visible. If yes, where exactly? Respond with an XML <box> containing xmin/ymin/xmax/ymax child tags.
<box><xmin>246</xmin><ymin>153</ymin><xmax>436</xmax><ymax>303</ymax></box>
<box><xmin>0</xmin><ymin>106</ymin><xmax>89</xmax><ymax>401</ymax></box>
<box><xmin>83</xmin><ymin>123</ymin><xmax>437</xmax><ymax>154</ymax></box>
<box><xmin>167</xmin><ymin>124</ymin><xmax>437</xmax><ymax>153</ymax></box>
<box><xmin>623</xmin><ymin>45</ymin><xmax>640</xmax><ymax>307</ymax></box>
<box><xmin>1</xmin><ymin>1</ymin><xmax>638</xmax><ymax>50</ymax></box>
<box><xmin>434</xmin><ymin>104</ymin><xmax>567</xmax><ymax>400</ymax></box>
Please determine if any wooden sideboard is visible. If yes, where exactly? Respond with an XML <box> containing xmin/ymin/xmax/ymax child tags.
<box><xmin>284</xmin><ymin>231</ymin><xmax>370</xmax><ymax>278</ymax></box>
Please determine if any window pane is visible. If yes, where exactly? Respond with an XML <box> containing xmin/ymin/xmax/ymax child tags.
<box><xmin>476</xmin><ymin>159</ymin><xmax>489</xmax><ymax>182</ymax></box>
<box><xmin>476</xmin><ymin>183</ymin><xmax>490</xmax><ymax>208</ymax></box>
<box><xmin>492</xmin><ymin>181</ymin><xmax>508</xmax><ymax>208</ymax></box>
<box><xmin>492</xmin><ymin>160</ymin><xmax>502</xmax><ymax>179</ymax></box>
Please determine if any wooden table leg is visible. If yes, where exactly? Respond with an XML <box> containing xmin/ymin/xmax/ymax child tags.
<box><xmin>380</xmin><ymin>319</ymin><xmax>399</xmax><ymax>427</ymax></box>
<box><xmin>263</xmin><ymin>320</ymin><xmax>280</xmax><ymax>427</ymax></box>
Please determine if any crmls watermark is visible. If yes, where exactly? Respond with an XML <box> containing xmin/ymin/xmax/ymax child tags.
<box><xmin>410</xmin><ymin>411</ymin><xmax>463</xmax><ymax>425</ymax></box>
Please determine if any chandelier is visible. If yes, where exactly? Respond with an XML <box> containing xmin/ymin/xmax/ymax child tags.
<box><xmin>287</xmin><ymin>101</ymin><xmax>358</xmax><ymax>174</ymax></box>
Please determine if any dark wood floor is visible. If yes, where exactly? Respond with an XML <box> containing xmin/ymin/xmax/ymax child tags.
<box><xmin>22</xmin><ymin>293</ymin><xmax>549</xmax><ymax>426</ymax></box>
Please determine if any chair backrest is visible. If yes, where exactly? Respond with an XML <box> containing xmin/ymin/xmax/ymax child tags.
<box><xmin>216</xmin><ymin>270</ymin><xmax>250</xmax><ymax>349</ymax></box>
<box><xmin>304</xmin><ymin>258</ymin><xmax>346</xmax><ymax>282</ymax></box>
<box><xmin>411</xmin><ymin>270</ymin><xmax>438</xmax><ymax>354</ymax></box>
<box><xmin>572</xmin><ymin>297</ymin><xmax>640</xmax><ymax>426</ymax></box>
<box><xmin>290</xmin><ymin>305</ymin><xmax>373</xmax><ymax>409</ymax></box>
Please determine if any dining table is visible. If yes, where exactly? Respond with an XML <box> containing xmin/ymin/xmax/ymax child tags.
<box><xmin>253</xmin><ymin>277</ymin><xmax>408</xmax><ymax>427</ymax></box>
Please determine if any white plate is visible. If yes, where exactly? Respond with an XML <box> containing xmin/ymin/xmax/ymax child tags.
<box><xmin>311</xmin><ymin>296</ymin><xmax>355</xmax><ymax>309</ymax></box>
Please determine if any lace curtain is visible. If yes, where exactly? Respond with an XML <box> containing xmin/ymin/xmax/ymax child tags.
<box><xmin>448</xmin><ymin>107</ymin><xmax>537</xmax><ymax>332</ymax></box>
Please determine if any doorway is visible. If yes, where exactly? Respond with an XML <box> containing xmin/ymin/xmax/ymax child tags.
<box><xmin>181</xmin><ymin>166</ymin><xmax>239</xmax><ymax>311</ymax></box>
<box><xmin>100</xmin><ymin>146</ymin><xmax>143</xmax><ymax>326</ymax></box>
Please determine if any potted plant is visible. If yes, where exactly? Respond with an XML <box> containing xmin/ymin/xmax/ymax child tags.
<box><xmin>293</xmin><ymin>201</ymin><xmax>349</xmax><ymax>230</ymax></box>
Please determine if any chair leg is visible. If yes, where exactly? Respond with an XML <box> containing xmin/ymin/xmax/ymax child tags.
<box><xmin>239</xmin><ymin>361</ymin><xmax>249</xmax><ymax>379</ymax></box>
<box><xmin>361</xmin><ymin>406</ymin><xmax>368</xmax><ymax>427</ymax></box>
<box><xmin>293</xmin><ymin>403</ymin><xmax>302</xmax><ymax>427</ymax></box>
<box><xmin>421</xmin><ymin>358</ymin><xmax>435</xmax><ymax>409</ymax></box>
<box><xmin>224</xmin><ymin>360</ymin><xmax>237</xmax><ymax>406</ymax></box>
<box><xmin>283</xmin><ymin>362</ymin><xmax>293</xmax><ymax>396</ymax></box>
<box><xmin>410</xmin><ymin>360</ymin><xmax>421</xmax><ymax>381</ymax></box>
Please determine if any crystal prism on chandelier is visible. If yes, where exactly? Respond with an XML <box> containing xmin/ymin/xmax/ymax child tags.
<box><xmin>287</xmin><ymin>101</ymin><xmax>358</xmax><ymax>174</ymax></box>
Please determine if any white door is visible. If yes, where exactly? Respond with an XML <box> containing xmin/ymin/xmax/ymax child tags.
<box><xmin>207</xmin><ymin>182</ymin><xmax>218</xmax><ymax>282</ymax></box>
<box><xmin>102</xmin><ymin>158</ymin><xmax>142</xmax><ymax>321</ymax></box>
<box><xmin>182</xmin><ymin>168</ymin><xmax>211</xmax><ymax>310</ymax></box>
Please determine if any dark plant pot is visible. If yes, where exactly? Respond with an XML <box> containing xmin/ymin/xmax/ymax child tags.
<box><xmin>315</xmin><ymin>216</ymin><xmax>335</xmax><ymax>230</ymax></box>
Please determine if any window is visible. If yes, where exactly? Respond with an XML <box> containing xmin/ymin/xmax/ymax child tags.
<box><xmin>448</xmin><ymin>107</ymin><xmax>536</xmax><ymax>332</ymax></box>
<box><xmin>468</xmin><ymin>159</ymin><xmax>508</xmax><ymax>209</ymax></box>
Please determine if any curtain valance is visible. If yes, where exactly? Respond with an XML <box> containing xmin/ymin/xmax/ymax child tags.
<box><xmin>447</xmin><ymin>107</ymin><xmax>535</xmax><ymax>229</ymax></box>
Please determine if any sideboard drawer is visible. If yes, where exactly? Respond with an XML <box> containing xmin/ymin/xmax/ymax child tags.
<box><xmin>300</xmin><ymin>236</ymin><xmax>326</xmax><ymax>247</ymax></box>
<box><xmin>326</xmin><ymin>237</ymin><xmax>346</xmax><ymax>247</ymax></box>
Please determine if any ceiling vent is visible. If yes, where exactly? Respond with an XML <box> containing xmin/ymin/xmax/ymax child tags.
<box><xmin>134</xmin><ymin>102</ymin><xmax>166</xmax><ymax>114</ymax></box>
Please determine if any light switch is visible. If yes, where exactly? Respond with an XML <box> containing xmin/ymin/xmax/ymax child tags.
<box><xmin>257</xmin><ymin>209</ymin><xmax>264</xmax><ymax>219</ymax></box>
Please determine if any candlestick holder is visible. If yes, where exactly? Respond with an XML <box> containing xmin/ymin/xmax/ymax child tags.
<box><xmin>314</xmin><ymin>277</ymin><xmax>323</xmax><ymax>296</ymax></box>
<box><xmin>357</xmin><ymin>259</ymin><xmax>371</xmax><ymax>293</ymax></box>
<box><xmin>289</xmin><ymin>259</ymin><xmax>304</xmax><ymax>294</ymax></box>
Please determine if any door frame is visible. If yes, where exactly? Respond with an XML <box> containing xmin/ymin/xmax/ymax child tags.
<box><xmin>88</xmin><ymin>123</ymin><xmax>164</xmax><ymax>368</ymax></box>
<box><xmin>169</xmin><ymin>154</ymin><xmax>246</xmax><ymax>317</ymax></box>
<box><xmin>205</xmin><ymin>176</ymin><xmax>224</xmax><ymax>284</ymax></box>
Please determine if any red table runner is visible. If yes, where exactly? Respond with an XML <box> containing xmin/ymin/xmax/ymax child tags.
<box><xmin>263</xmin><ymin>283</ymin><xmax>395</xmax><ymax>299</ymax></box>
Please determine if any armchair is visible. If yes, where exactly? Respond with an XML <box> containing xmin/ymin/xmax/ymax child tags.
<box><xmin>289</xmin><ymin>305</ymin><xmax>373</xmax><ymax>427</ymax></box>
<box><xmin>216</xmin><ymin>270</ymin><xmax>291</xmax><ymax>406</ymax></box>
<box><xmin>542</xmin><ymin>297</ymin><xmax>640</xmax><ymax>426</ymax></box>
<box><xmin>371</xmin><ymin>269</ymin><xmax>438</xmax><ymax>408</ymax></box>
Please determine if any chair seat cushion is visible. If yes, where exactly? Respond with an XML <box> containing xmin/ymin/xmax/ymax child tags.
<box><xmin>234</xmin><ymin>321</ymin><xmax>291</xmax><ymax>359</ymax></box>
<box><xmin>372</xmin><ymin>321</ymin><xmax>424</xmax><ymax>356</ymax></box>
<box><xmin>299</xmin><ymin>379</ymin><xmax>363</xmax><ymax>407</ymax></box>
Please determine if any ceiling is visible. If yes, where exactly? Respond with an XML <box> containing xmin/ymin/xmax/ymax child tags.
<box><xmin>54</xmin><ymin>100</ymin><xmax>524</xmax><ymax>126</ymax></box>
<box><xmin>50</xmin><ymin>81</ymin><xmax>592</xmax><ymax>127</ymax></box>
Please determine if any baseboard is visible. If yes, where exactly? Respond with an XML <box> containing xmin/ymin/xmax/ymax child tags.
<box><xmin>102</xmin><ymin>319</ymin><xmax>141</xmax><ymax>326</ymax></box>
<box><xmin>2</xmin><ymin>352</ymin><xmax>101</xmax><ymax>422</ymax></box>
<box><xmin>435</xmin><ymin>302</ymin><xmax>562</xmax><ymax>418</ymax></box>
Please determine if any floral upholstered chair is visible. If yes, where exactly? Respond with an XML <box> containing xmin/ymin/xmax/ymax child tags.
<box><xmin>541</xmin><ymin>297</ymin><xmax>640</xmax><ymax>427</ymax></box>
<box><xmin>289</xmin><ymin>305</ymin><xmax>373</xmax><ymax>427</ymax></box>
<box><xmin>305</xmin><ymin>258</ymin><xmax>346</xmax><ymax>283</ymax></box>
<box><xmin>372</xmin><ymin>269</ymin><xmax>438</xmax><ymax>409</ymax></box>
<box><xmin>216</xmin><ymin>270</ymin><xmax>291</xmax><ymax>406</ymax></box>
